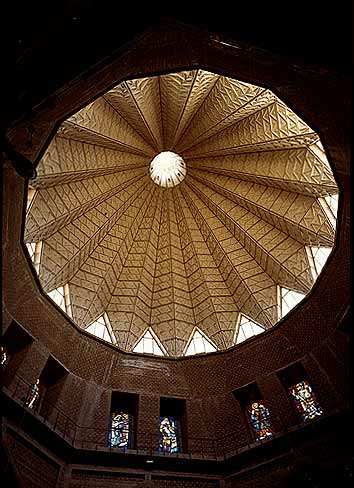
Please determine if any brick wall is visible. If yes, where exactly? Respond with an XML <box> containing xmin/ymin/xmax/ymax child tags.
<box><xmin>3</xmin><ymin>429</ymin><xmax>60</xmax><ymax>488</ymax></box>
<box><xmin>69</xmin><ymin>471</ymin><xmax>144</xmax><ymax>488</ymax></box>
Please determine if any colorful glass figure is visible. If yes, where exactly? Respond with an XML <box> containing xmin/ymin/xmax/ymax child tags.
<box><xmin>246</xmin><ymin>401</ymin><xmax>273</xmax><ymax>441</ymax></box>
<box><xmin>26</xmin><ymin>379</ymin><xmax>41</xmax><ymax>409</ymax></box>
<box><xmin>109</xmin><ymin>412</ymin><xmax>131</xmax><ymax>448</ymax></box>
<box><xmin>159</xmin><ymin>416</ymin><xmax>179</xmax><ymax>453</ymax></box>
<box><xmin>289</xmin><ymin>380</ymin><xmax>323</xmax><ymax>422</ymax></box>
<box><xmin>1</xmin><ymin>345</ymin><xmax>9</xmax><ymax>367</ymax></box>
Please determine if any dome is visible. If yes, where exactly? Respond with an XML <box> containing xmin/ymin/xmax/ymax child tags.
<box><xmin>24</xmin><ymin>69</ymin><xmax>339</xmax><ymax>357</ymax></box>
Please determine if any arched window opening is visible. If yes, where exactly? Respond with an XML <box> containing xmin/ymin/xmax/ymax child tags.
<box><xmin>277</xmin><ymin>362</ymin><xmax>323</xmax><ymax>423</ymax></box>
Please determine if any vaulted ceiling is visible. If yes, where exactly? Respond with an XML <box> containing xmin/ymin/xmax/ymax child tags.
<box><xmin>24</xmin><ymin>69</ymin><xmax>338</xmax><ymax>357</ymax></box>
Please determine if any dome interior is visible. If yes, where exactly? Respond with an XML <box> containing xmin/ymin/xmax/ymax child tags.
<box><xmin>24</xmin><ymin>69</ymin><xmax>339</xmax><ymax>357</ymax></box>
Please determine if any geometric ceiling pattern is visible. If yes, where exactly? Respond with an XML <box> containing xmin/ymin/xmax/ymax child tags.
<box><xmin>24</xmin><ymin>69</ymin><xmax>338</xmax><ymax>357</ymax></box>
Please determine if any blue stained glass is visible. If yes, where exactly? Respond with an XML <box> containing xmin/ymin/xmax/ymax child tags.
<box><xmin>246</xmin><ymin>401</ymin><xmax>273</xmax><ymax>441</ymax></box>
<box><xmin>158</xmin><ymin>416</ymin><xmax>179</xmax><ymax>453</ymax></box>
<box><xmin>26</xmin><ymin>379</ymin><xmax>41</xmax><ymax>409</ymax></box>
<box><xmin>108</xmin><ymin>412</ymin><xmax>131</xmax><ymax>448</ymax></box>
<box><xmin>289</xmin><ymin>380</ymin><xmax>323</xmax><ymax>422</ymax></box>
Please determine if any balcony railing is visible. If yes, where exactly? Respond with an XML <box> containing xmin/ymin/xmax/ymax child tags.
<box><xmin>3</xmin><ymin>374</ymin><xmax>334</xmax><ymax>461</ymax></box>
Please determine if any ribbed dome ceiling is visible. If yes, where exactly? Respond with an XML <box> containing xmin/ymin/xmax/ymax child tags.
<box><xmin>25</xmin><ymin>69</ymin><xmax>338</xmax><ymax>357</ymax></box>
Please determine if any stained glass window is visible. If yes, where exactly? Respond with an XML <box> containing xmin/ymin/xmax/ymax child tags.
<box><xmin>158</xmin><ymin>416</ymin><xmax>179</xmax><ymax>453</ymax></box>
<box><xmin>184</xmin><ymin>328</ymin><xmax>217</xmax><ymax>356</ymax></box>
<box><xmin>288</xmin><ymin>380</ymin><xmax>323</xmax><ymax>422</ymax></box>
<box><xmin>26</xmin><ymin>379</ymin><xmax>42</xmax><ymax>409</ymax></box>
<box><xmin>1</xmin><ymin>345</ymin><xmax>9</xmax><ymax>367</ymax></box>
<box><xmin>236</xmin><ymin>315</ymin><xmax>265</xmax><ymax>344</ymax></box>
<box><xmin>246</xmin><ymin>401</ymin><xmax>273</xmax><ymax>441</ymax></box>
<box><xmin>108</xmin><ymin>412</ymin><xmax>131</xmax><ymax>449</ymax></box>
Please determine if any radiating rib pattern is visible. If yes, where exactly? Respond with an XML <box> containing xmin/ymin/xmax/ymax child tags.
<box><xmin>25</xmin><ymin>69</ymin><xmax>338</xmax><ymax>356</ymax></box>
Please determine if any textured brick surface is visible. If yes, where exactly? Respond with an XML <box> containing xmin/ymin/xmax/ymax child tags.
<box><xmin>70</xmin><ymin>472</ymin><xmax>144</xmax><ymax>487</ymax></box>
<box><xmin>4</xmin><ymin>430</ymin><xmax>59</xmax><ymax>488</ymax></box>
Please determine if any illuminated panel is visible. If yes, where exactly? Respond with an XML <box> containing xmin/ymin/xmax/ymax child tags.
<box><xmin>289</xmin><ymin>380</ymin><xmax>323</xmax><ymax>422</ymax></box>
<box><xmin>184</xmin><ymin>328</ymin><xmax>217</xmax><ymax>356</ymax></box>
<box><xmin>150</xmin><ymin>151</ymin><xmax>186</xmax><ymax>188</ymax></box>
<box><xmin>246</xmin><ymin>400</ymin><xmax>273</xmax><ymax>441</ymax></box>
<box><xmin>133</xmin><ymin>328</ymin><xmax>166</xmax><ymax>356</ymax></box>
<box><xmin>158</xmin><ymin>416</ymin><xmax>179</xmax><ymax>453</ymax></box>
<box><xmin>108</xmin><ymin>412</ymin><xmax>131</xmax><ymax>449</ymax></box>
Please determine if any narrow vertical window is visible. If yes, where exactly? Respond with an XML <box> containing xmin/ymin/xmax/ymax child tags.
<box><xmin>159</xmin><ymin>416</ymin><xmax>179</xmax><ymax>453</ymax></box>
<box><xmin>246</xmin><ymin>400</ymin><xmax>273</xmax><ymax>442</ymax></box>
<box><xmin>233</xmin><ymin>383</ymin><xmax>274</xmax><ymax>443</ymax></box>
<box><xmin>109</xmin><ymin>412</ymin><xmax>132</xmax><ymax>449</ymax></box>
<box><xmin>319</xmin><ymin>193</ymin><xmax>338</xmax><ymax>229</ymax></box>
<box><xmin>26</xmin><ymin>186</ymin><xmax>36</xmax><ymax>211</ymax></box>
<box><xmin>26</xmin><ymin>241</ymin><xmax>43</xmax><ymax>274</ymax></box>
<box><xmin>277</xmin><ymin>362</ymin><xmax>323</xmax><ymax>424</ymax></box>
<box><xmin>159</xmin><ymin>397</ymin><xmax>185</xmax><ymax>453</ymax></box>
<box><xmin>103</xmin><ymin>312</ymin><xmax>117</xmax><ymax>345</ymax></box>
<box><xmin>1</xmin><ymin>345</ymin><xmax>10</xmax><ymax>368</ymax></box>
<box><xmin>108</xmin><ymin>392</ymin><xmax>138</xmax><ymax>450</ymax></box>
<box><xmin>63</xmin><ymin>284</ymin><xmax>73</xmax><ymax>318</ymax></box>
<box><xmin>288</xmin><ymin>380</ymin><xmax>323</xmax><ymax>422</ymax></box>
<box><xmin>26</xmin><ymin>379</ymin><xmax>43</xmax><ymax>410</ymax></box>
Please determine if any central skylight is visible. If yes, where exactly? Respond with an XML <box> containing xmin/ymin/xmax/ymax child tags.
<box><xmin>150</xmin><ymin>151</ymin><xmax>186</xmax><ymax>187</ymax></box>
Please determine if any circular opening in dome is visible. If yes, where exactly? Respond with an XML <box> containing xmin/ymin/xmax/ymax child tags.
<box><xmin>150</xmin><ymin>151</ymin><xmax>186</xmax><ymax>188</ymax></box>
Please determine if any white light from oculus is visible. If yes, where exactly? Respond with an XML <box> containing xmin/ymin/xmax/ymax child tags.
<box><xmin>150</xmin><ymin>151</ymin><xmax>186</xmax><ymax>188</ymax></box>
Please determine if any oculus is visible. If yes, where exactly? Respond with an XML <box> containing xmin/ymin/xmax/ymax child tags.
<box><xmin>150</xmin><ymin>151</ymin><xmax>186</xmax><ymax>188</ymax></box>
